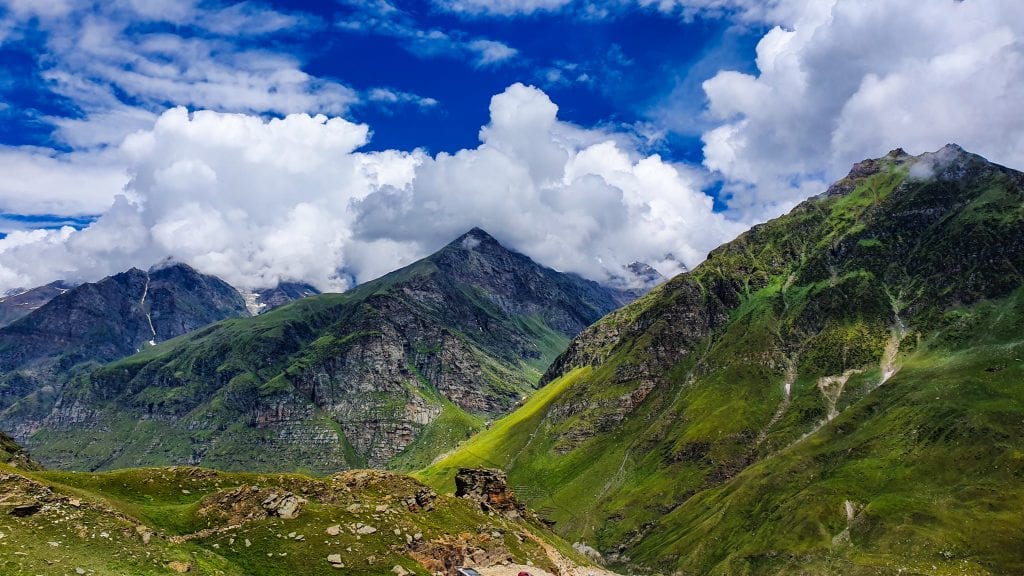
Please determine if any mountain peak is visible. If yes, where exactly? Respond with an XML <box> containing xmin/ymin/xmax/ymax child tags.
<box><xmin>453</xmin><ymin>227</ymin><xmax>500</xmax><ymax>250</ymax></box>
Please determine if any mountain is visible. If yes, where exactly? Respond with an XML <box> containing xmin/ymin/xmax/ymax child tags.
<box><xmin>0</xmin><ymin>460</ymin><xmax>608</xmax><ymax>576</ymax></box>
<box><xmin>240</xmin><ymin>281</ymin><xmax>322</xmax><ymax>315</ymax></box>
<box><xmin>422</xmin><ymin>145</ymin><xmax>1024</xmax><ymax>574</ymax></box>
<box><xmin>3</xmin><ymin>228</ymin><xmax>633</xmax><ymax>473</ymax></box>
<box><xmin>0</xmin><ymin>280</ymin><xmax>74</xmax><ymax>327</ymax></box>
<box><xmin>257</xmin><ymin>281</ymin><xmax>321</xmax><ymax>311</ymax></box>
<box><xmin>0</xmin><ymin>263</ymin><xmax>248</xmax><ymax>412</ymax></box>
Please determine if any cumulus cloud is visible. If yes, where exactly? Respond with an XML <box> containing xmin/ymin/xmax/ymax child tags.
<box><xmin>354</xmin><ymin>83</ymin><xmax>742</xmax><ymax>282</ymax></box>
<box><xmin>698</xmin><ymin>0</ymin><xmax>1024</xmax><ymax>218</ymax></box>
<box><xmin>0</xmin><ymin>85</ymin><xmax>743</xmax><ymax>294</ymax></box>
<box><xmin>0</xmin><ymin>147</ymin><xmax>128</xmax><ymax>216</ymax></box>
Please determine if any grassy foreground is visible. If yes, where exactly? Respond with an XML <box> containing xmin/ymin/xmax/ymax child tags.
<box><xmin>0</xmin><ymin>465</ymin><xmax>590</xmax><ymax>575</ymax></box>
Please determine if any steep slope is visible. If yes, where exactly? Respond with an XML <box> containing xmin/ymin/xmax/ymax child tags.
<box><xmin>0</xmin><ymin>263</ymin><xmax>248</xmax><ymax>410</ymax></box>
<box><xmin>5</xmin><ymin>229</ymin><xmax>631</xmax><ymax>473</ymax></box>
<box><xmin>0</xmin><ymin>462</ymin><xmax>604</xmax><ymax>576</ymax></box>
<box><xmin>422</xmin><ymin>145</ymin><xmax>1024</xmax><ymax>574</ymax></box>
<box><xmin>0</xmin><ymin>430</ymin><xmax>41</xmax><ymax>470</ymax></box>
<box><xmin>0</xmin><ymin>280</ymin><xmax>74</xmax><ymax>327</ymax></box>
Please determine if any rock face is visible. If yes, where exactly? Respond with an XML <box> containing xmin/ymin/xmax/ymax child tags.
<box><xmin>4</xmin><ymin>229</ymin><xmax>637</xmax><ymax>472</ymax></box>
<box><xmin>0</xmin><ymin>263</ymin><xmax>248</xmax><ymax>413</ymax></box>
<box><xmin>455</xmin><ymin>468</ymin><xmax>526</xmax><ymax>519</ymax></box>
<box><xmin>427</xmin><ymin>145</ymin><xmax>1024</xmax><ymax>575</ymax></box>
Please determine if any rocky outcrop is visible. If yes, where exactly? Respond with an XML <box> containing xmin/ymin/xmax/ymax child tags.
<box><xmin>455</xmin><ymin>468</ymin><xmax>527</xmax><ymax>519</ymax></box>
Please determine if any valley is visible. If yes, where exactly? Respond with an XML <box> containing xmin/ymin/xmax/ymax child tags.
<box><xmin>1</xmin><ymin>145</ymin><xmax>1024</xmax><ymax>575</ymax></box>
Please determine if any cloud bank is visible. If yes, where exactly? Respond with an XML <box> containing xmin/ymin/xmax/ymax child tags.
<box><xmin>699</xmin><ymin>0</ymin><xmax>1024</xmax><ymax>218</ymax></box>
<box><xmin>0</xmin><ymin>84</ymin><xmax>742</xmax><ymax>293</ymax></box>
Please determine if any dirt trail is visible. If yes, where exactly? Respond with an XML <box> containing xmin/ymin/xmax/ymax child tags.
<box><xmin>477</xmin><ymin>529</ymin><xmax>621</xmax><ymax>576</ymax></box>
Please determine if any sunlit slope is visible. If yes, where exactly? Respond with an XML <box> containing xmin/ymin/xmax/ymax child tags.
<box><xmin>422</xmin><ymin>145</ymin><xmax>1024</xmax><ymax>574</ymax></box>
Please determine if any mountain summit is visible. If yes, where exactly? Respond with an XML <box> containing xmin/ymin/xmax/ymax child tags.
<box><xmin>424</xmin><ymin>146</ymin><xmax>1024</xmax><ymax>574</ymax></box>
<box><xmin>3</xmin><ymin>229</ymin><xmax>636</xmax><ymax>472</ymax></box>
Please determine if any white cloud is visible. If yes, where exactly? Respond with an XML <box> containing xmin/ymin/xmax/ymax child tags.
<box><xmin>353</xmin><ymin>83</ymin><xmax>743</xmax><ymax>282</ymax></box>
<box><xmin>337</xmin><ymin>1</ymin><xmax>520</xmax><ymax>68</ymax></box>
<box><xmin>466</xmin><ymin>39</ymin><xmax>519</xmax><ymax>67</ymax></box>
<box><xmin>1</xmin><ymin>0</ymin><xmax>354</xmax><ymax>150</ymax></box>
<box><xmin>0</xmin><ymin>147</ymin><xmax>128</xmax><ymax>215</ymax></box>
<box><xmin>366</xmin><ymin>88</ymin><xmax>439</xmax><ymax>109</ymax></box>
<box><xmin>698</xmin><ymin>0</ymin><xmax>1024</xmax><ymax>218</ymax></box>
<box><xmin>435</xmin><ymin>0</ymin><xmax>573</xmax><ymax>17</ymax></box>
<box><xmin>0</xmin><ymin>85</ymin><xmax>744</xmax><ymax>295</ymax></box>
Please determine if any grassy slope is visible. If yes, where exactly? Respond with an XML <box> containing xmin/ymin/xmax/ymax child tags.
<box><xmin>421</xmin><ymin>149</ymin><xmax>1024</xmax><ymax>574</ymax></box>
<box><xmin>0</xmin><ymin>464</ymin><xmax>587</xmax><ymax>576</ymax></box>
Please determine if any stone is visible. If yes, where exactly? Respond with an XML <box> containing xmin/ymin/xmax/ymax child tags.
<box><xmin>326</xmin><ymin>525</ymin><xmax>341</xmax><ymax>536</ymax></box>
<box><xmin>75</xmin><ymin>569</ymin><xmax>86</xmax><ymax>575</ymax></box>
<box><xmin>391</xmin><ymin>565</ymin><xmax>411</xmax><ymax>576</ymax></box>
<box><xmin>9</xmin><ymin>502</ymin><xmax>41</xmax><ymax>517</ymax></box>
<box><xmin>326</xmin><ymin>554</ymin><xmax>342</xmax><ymax>564</ymax></box>
<box><xmin>454</xmin><ymin>468</ymin><xmax>526</xmax><ymax>519</ymax></box>
<box><xmin>167</xmin><ymin>560</ymin><xmax>192</xmax><ymax>573</ymax></box>
<box><xmin>356</xmin><ymin>524</ymin><xmax>377</xmax><ymax>535</ymax></box>
<box><xmin>261</xmin><ymin>492</ymin><xmax>306</xmax><ymax>519</ymax></box>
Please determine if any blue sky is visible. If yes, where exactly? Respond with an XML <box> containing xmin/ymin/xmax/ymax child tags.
<box><xmin>0</xmin><ymin>1</ymin><xmax>1021</xmax><ymax>293</ymax></box>
<box><xmin>0</xmin><ymin>1</ymin><xmax>759</xmax><ymax>158</ymax></box>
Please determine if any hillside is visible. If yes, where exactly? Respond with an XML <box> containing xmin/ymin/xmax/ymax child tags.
<box><xmin>0</xmin><ymin>458</ymin><xmax>608</xmax><ymax>576</ymax></box>
<box><xmin>421</xmin><ymin>145</ymin><xmax>1024</xmax><ymax>574</ymax></box>
<box><xmin>2</xmin><ymin>229</ymin><xmax>632</xmax><ymax>473</ymax></box>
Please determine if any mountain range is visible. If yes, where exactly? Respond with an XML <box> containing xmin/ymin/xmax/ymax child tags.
<box><xmin>1</xmin><ymin>228</ymin><xmax>636</xmax><ymax>473</ymax></box>
<box><xmin>1</xmin><ymin>144</ymin><xmax>1023</xmax><ymax>575</ymax></box>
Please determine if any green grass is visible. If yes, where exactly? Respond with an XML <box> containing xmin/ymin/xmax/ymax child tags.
<box><xmin>0</xmin><ymin>464</ymin><xmax>578</xmax><ymax>576</ymax></box>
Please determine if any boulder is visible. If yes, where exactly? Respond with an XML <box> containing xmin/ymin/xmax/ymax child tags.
<box><xmin>454</xmin><ymin>468</ymin><xmax>526</xmax><ymax>519</ymax></box>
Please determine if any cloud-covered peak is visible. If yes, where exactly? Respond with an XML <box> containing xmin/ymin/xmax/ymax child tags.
<box><xmin>0</xmin><ymin>84</ymin><xmax>743</xmax><ymax>294</ymax></box>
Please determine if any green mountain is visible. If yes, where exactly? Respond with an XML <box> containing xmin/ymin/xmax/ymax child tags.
<box><xmin>2</xmin><ymin>228</ymin><xmax>633</xmax><ymax>474</ymax></box>
<box><xmin>422</xmin><ymin>145</ymin><xmax>1024</xmax><ymax>574</ymax></box>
